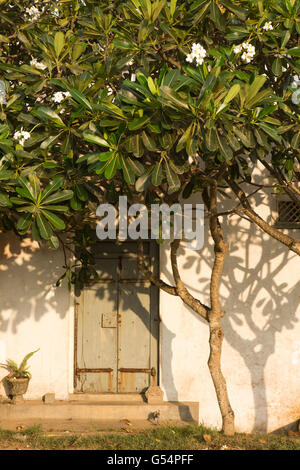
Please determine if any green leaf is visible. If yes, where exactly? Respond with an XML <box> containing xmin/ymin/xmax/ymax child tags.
<box><xmin>141</xmin><ymin>131</ymin><xmax>157</xmax><ymax>151</ymax></box>
<box><xmin>245</xmin><ymin>76</ymin><xmax>267</xmax><ymax>107</ymax></box>
<box><xmin>216</xmin><ymin>132</ymin><xmax>233</xmax><ymax>160</ymax></box>
<box><xmin>42</xmin><ymin>190</ymin><xmax>73</xmax><ymax>204</ymax></box>
<box><xmin>258</xmin><ymin>122</ymin><xmax>281</xmax><ymax>143</ymax></box>
<box><xmin>105</xmin><ymin>157</ymin><xmax>119</xmax><ymax>179</ymax></box>
<box><xmin>28</xmin><ymin>174</ymin><xmax>40</xmax><ymax>200</ymax></box>
<box><xmin>286</xmin><ymin>47</ymin><xmax>300</xmax><ymax>57</ymax></box>
<box><xmin>224</xmin><ymin>84</ymin><xmax>240</xmax><ymax>104</ymax></box>
<box><xmin>18</xmin><ymin>176</ymin><xmax>37</xmax><ymax>201</ymax></box>
<box><xmin>42</xmin><ymin>209</ymin><xmax>66</xmax><ymax>230</ymax></box>
<box><xmin>135</xmin><ymin>170</ymin><xmax>152</xmax><ymax>192</ymax></box>
<box><xmin>54</xmin><ymin>31</ymin><xmax>65</xmax><ymax>57</ymax></box>
<box><xmin>83</xmin><ymin>133</ymin><xmax>110</xmax><ymax>147</ymax></box>
<box><xmin>152</xmin><ymin>162</ymin><xmax>163</xmax><ymax>186</ymax></box>
<box><xmin>75</xmin><ymin>184</ymin><xmax>88</xmax><ymax>202</ymax></box>
<box><xmin>42</xmin><ymin>205</ymin><xmax>68</xmax><ymax>212</ymax></box>
<box><xmin>170</xmin><ymin>0</ymin><xmax>177</xmax><ymax>17</ymax></box>
<box><xmin>159</xmin><ymin>86</ymin><xmax>189</xmax><ymax>110</ymax></box>
<box><xmin>127</xmin><ymin>157</ymin><xmax>145</xmax><ymax>176</ymax></box>
<box><xmin>205</xmin><ymin>127</ymin><xmax>217</xmax><ymax>151</ymax></box>
<box><xmin>232</xmin><ymin>128</ymin><xmax>255</xmax><ymax>148</ymax></box>
<box><xmin>36</xmin><ymin>213</ymin><xmax>53</xmax><ymax>240</ymax></box>
<box><xmin>121</xmin><ymin>157</ymin><xmax>135</xmax><ymax>185</ymax></box>
<box><xmin>70</xmin><ymin>88</ymin><xmax>93</xmax><ymax>111</ymax></box>
<box><xmin>41</xmin><ymin>177</ymin><xmax>64</xmax><ymax>202</ymax></box>
<box><xmin>272</xmin><ymin>58</ymin><xmax>282</xmax><ymax>77</ymax></box>
<box><xmin>0</xmin><ymin>192</ymin><xmax>12</xmax><ymax>207</ymax></box>
<box><xmin>130</xmin><ymin>134</ymin><xmax>144</xmax><ymax>158</ymax></box>
<box><xmin>219</xmin><ymin>0</ymin><xmax>247</xmax><ymax>20</ymax></box>
<box><xmin>33</xmin><ymin>107</ymin><xmax>65</xmax><ymax>127</ymax></box>
<box><xmin>176</xmin><ymin>124</ymin><xmax>193</xmax><ymax>152</ymax></box>
<box><xmin>16</xmin><ymin>213</ymin><xmax>32</xmax><ymax>233</ymax></box>
<box><xmin>291</xmin><ymin>132</ymin><xmax>300</xmax><ymax>149</ymax></box>
<box><xmin>164</xmin><ymin>161</ymin><xmax>180</xmax><ymax>192</ymax></box>
<box><xmin>128</xmin><ymin>115</ymin><xmax>151</xmax><ymax>131</ymax></box>
<box><xmin>48</xmin><ymin>235</ymin><xmax>60</xmax><ymax>250</ymax></box>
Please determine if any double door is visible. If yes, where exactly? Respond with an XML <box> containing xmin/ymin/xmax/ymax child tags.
<box><xmin>74</xmin><ymin>242</ymin><xmax>159</xmax><ymax>393</ymax></box>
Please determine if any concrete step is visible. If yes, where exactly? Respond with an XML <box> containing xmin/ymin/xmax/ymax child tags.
<box><xmin>68</xmin><ymin>393</ymin><xmax>145</xmax><ymax>403</ymax></box>
<box><xmin>0</xmin><ymin>401</ymin><xmax>198</xmax><ymax>423</ymax></box>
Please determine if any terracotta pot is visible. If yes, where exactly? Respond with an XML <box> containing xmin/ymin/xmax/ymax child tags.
<box><xmin>5</xmin><ymin>376</ymin><xmax>30</xmax><ymax>399</ymax></box>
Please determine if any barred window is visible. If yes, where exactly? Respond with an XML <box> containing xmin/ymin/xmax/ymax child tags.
<box><xmin>275</xmin><ymin>200</ymin><xmax>300</xmax><ymax>229</ymax></box>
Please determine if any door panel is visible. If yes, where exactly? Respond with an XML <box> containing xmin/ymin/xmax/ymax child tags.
<box><xmin>75</xmin><ymin>242</ymin><xmax>159</xmax><ymax>393</ymax></box>
<box><xmin>76</xmin><ymin>283</ymin><xmax>118</xmax><ymax>392</ymax></box>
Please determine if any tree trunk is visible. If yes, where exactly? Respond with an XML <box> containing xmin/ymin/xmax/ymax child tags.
<box><xmin>204</xmin><ymin>183</ymin><xmax>235</xmax><ymax>435</ymax></box>
<box><xmin>207</xmin><ymin>316</ymin><xmax>235</xmax><ymax>435</ymax></box>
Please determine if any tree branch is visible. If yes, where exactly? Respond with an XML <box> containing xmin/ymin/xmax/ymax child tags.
<box><xmin>227</xmin><ymin>177</ymin><xmax>300</xmax><ymax>257</ymax></box>
<box><xmin>170</xmin><ymin>239</ymin><xmax>210</xmax><ymax>321</ymax></box>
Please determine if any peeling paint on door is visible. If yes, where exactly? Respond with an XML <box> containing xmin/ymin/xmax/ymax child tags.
<box><xmin>75</xmin><ymin>242</ymin><xmax>159</xmax><ymax>393</ymax></box>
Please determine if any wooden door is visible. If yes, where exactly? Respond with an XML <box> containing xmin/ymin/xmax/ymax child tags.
<box><xmin>74</xmin><ymin>242</ymin><xmax>159</xmax><ymax>393</ymax></box>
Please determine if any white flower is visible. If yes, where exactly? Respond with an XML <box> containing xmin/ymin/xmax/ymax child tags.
<box><xmin>25</xmin><ymin>6</ymin><xmax>41</xmax><ymax>22</ymax></box>
<box><xmin>291</xmin><ymin>75</ymin><xmax>300</xmax><ymax>89</ymax></box>
<box><xmin>30</xmin><ymin>58</ymin><xmax>47</xmax><ymax>70</ymax></box>
<box><xmin>185</xmin><ymin>43</ymin><xmax>207</xmax><ymax>66</ymax></box>
<box><xmin>52</xmin><ymin>91</ymin><xmax>71</xmax><ymax>103</ymax></box>
<box><xmin>52</xmin><ymin>91</ymin><xmax>65</xmax><ymax>103</ymax></box>
<box><xmin>233</xmin><ymin>42</ymin><xmax>255</xmax><ymax>63</ymax></box>
<box><xmin>14</xmin><ymin>128</ymin><xmax>31</xmax><ymax>147</ymax></box>
<box><xmin>195</xmin><ymin>56</ymin><xmax>205</xmax><ymax>66</ymax></box>
<box><xmin>233</xmin><ymin>44</ymin><xmax>242</xmax><ymax>54</ymax></box>
<box><xmin>263</xmin><ymin>22</ymin><xmax>273</xmax><ymax>31</ymax></box>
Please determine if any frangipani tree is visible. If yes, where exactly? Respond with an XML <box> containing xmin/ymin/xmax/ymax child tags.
<box><xmin>0</xmin><ymin>0</ymin><xmax>299</xmax><ymax>434</ymax></box>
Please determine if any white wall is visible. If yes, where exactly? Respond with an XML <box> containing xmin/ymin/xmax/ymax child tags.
<box><xmin>0</xmin><ymin>173</ymin><xmax>299</xmax><ymax>433</ymax></box>
<box><xmin>0</xmin><ymin>233</ymin><xmax>73</xmax><ymax>400</ymax></box>
<box><xmin>159</xmin><ymin>177</ymin><xmax>300</xmax><ymax>433</ymax></box>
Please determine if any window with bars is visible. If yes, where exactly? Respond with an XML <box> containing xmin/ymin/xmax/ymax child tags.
<box><xmin>275</xmin><ymin>200</ymin><xmax>300</xmax><ymax>229</ymax></box>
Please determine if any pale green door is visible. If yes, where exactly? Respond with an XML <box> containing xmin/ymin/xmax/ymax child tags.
<box><xmin>75</xmin><ymin>242</ymin><xmax>159</xmax><ymax>393</ymax></box>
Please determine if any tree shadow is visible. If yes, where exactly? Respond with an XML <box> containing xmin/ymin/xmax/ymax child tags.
<box><xmin>161</xmin><ymin>187</ymin><xmax>300</xmax><ymax>432</ymax></box>
<box><xmin>0</xmin><ymin>231</ymin><xmax>68</xmax><ymax>335</ymax></box>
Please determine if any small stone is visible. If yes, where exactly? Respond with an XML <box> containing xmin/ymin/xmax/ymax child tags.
<box><xmin>42</xmin><ymin>393</ymin><xmax>55</xmax><ymax>403</ymax></box>
<box><xmin>144</xmin><ymin>385</ymin><xmax>164</xmax><ymax>404</ymax></box>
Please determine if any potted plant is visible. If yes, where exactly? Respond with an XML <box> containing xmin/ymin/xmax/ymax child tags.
<box><xmin>0</xmin><ymin>349</ymin><xmax>39</xmax><ymax>403</ymax></box>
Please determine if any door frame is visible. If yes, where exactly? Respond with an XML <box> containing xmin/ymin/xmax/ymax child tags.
<box><xmin>73</xmin><ymin>240</ymin><xmax>160</xmax><ymax>393</ymax></box>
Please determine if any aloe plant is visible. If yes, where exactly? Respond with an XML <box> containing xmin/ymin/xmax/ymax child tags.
<box><xmin>0</xmin><ymin>349</ymin><xmax>39</xmax><ymax>379</ymax></box>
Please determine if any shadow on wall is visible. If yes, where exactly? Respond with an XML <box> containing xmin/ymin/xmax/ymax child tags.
<box><xmin>159</xmin><ymin>188</ymin><xmax>299</xmax><ymax>432</ymax></box>
<box><xmin>0</xmin><ymin>231</ymin><xmax>68</xmax><ymax>334</ymax></box>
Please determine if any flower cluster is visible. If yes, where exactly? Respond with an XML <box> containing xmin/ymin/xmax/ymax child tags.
<box><xmin>25</xmin><ymin>6</ymin><xmax>41</xmax><ymax>22</ymax></box>
<box><xmin>263</xmin><ymin>22</ymin><xmax>273</xmax><ymax>31</ymax></box>
<box><xmin>30</xmin><ymin>58</ymin><xmax>47</xmax><ymax>70</ymax></box>
<box><xmin>186</xmin><ymin>43</ymin><xmax>207</xmax><ymax>66</ymax></box>
<box><xmin>51</xmin><ymin>91</ymin><xmax>71</xmax><ymax>103</ymax></box>
<box><xmin>233</xmin><ymin>42</ymin><xmax>255</xmax><ymax>63</ymax></box>
<box><xmin>291</xmin><ymin>76</ymin><xmax>300</xmax><ymax>105</ymax></box>
<box><xmin>13</xmin><ymin>128</ymin><xmax>31</xmax><ymax>147</ymax></box>
<box><xmin>291</xmin><ymin>75</ymin><xmax>300</xmax><ymax>89</ymax></box>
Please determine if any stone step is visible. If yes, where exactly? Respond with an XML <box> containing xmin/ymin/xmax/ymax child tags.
<box><xmin>68</xmin><ymin>393</ymin><xmax>145</xmax><ymax>403</ymax></box>
<box><xmin>0</xmin><ymin>401</ymin><xmax>198</xmax><ymax>423</ymax></box>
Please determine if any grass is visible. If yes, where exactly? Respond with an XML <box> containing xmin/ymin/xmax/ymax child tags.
<box><xmin>0</xmin><ymin>424</ymin><xmax>299</xmax><ymax>450</ymax></box>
